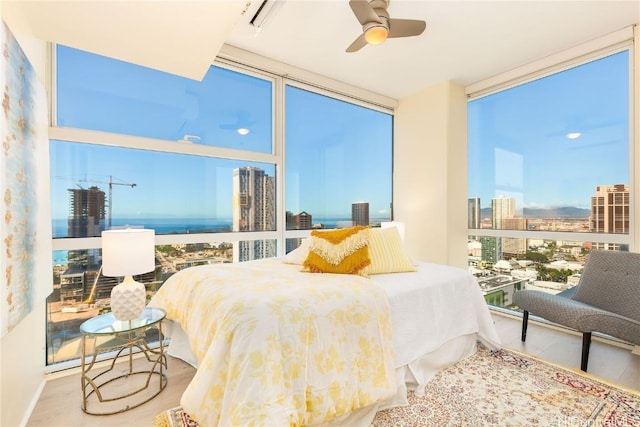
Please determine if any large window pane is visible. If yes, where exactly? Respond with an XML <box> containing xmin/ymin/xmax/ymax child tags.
<box><xmin>285</xmin><ymin>86</ymin><xmax>392</xmax><ymax>229</ymax></box>
<box><xmin>57</xmin><ymin>46</ymin><xmax>273</xmax><ymax>153</ymax></box>
<box><xmin>468</xmin><ymin>51</ymin><xmax>629</xmax><ymax>238</ymax></box>
<box><xmin>49</xmin><ymin>47</ymin><xmax>394</xmax><ymax>369</ymax></box>
<box><xmin>50</xmin><ymin>140</ymin><xmax>276</xmax><ymax>237</ymax></box>
<box><xmin>467</xmin><ymin>49</ymin><xmax>632</xmax><ymax>313</ymax></box>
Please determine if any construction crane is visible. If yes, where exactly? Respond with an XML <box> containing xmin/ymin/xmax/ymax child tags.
<box><xmin>78</xmin><ymin>176</ymin><xmax>136</xmax><ymax>228</ymax></box>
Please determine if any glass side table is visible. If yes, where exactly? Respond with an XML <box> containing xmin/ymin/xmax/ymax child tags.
<box><xmin>80</xmin><ymin>306</ymin><xmax>168</xmax><ymax>415</ymax></box>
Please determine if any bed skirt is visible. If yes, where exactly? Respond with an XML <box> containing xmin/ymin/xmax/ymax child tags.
<box><xmin>163</xmin><ymin>320</ymin><xmax>479</xmax><ymax>427</ymax></box>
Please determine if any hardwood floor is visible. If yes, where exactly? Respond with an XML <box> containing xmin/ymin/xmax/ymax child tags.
<box><xmin>26</xmin><ymin>311</ymin><xmax>640</xmax><ymax>426</ymax></box>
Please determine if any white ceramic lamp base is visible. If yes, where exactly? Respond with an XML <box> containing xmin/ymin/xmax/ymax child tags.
<box><xmin>110</xmin><ymin>276</ymin><xmax>146</xmax><ymax>321</ymax></box>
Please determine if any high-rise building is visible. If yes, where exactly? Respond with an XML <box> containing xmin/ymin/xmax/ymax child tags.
<box><xmin>590</xmin><ymin>184</ymin><xmax>629</xmax><ymax>251</ymax></box>
<box><xmin>502</xmin><ymin>217</ymin><xmax>528</xmax><ymax>259</ymax></box>
<box><xmin>286</xmin><ymin>211</ymin><xmax>312</xmax><ymax>230</ymax></box>
<box><xmin>61</xmin><ymin>186</ymin><xmax>109</xmax><ymax>303</ymax></box>
<box><xmin>352</xmin><ymin>202</ymin><xmax>369</xmax><ymax>226</ymax></box>
<box><xmin>468</xmin><ymin>197</ymin><xmax>481</xmax><ymax>229</ymax></box>
<box><xmin>285</xmin><ymin>211</ymin><xmax>313</xmax><ymax>253</ymax></box>
<box><xmin>67</xmin><ymin>186</ymin><xmax>106</xmax><ymax>238</ymax></box>
<box><xmin>232</xmin><ymin>167</ymin><xmax>276</xmax><ymax>262</ymax></box>
<box><xmin>491</xmin><ymin>196</ymin><xmax>517</xmax><ymax>261</ymax></box>
<box><xmin>479</xmin><ymin>236</ymin><xmax>498</xmax><ymax>266</ymax></box>
<box><xmin>491</xmin><ymin>196</ymin><xmax>516</xmax><ymax>229</ymax></box>
<box><xmin>590</xmin><ymin>184</ymin><xmax>629</xmax><ymax>233</ymax></box>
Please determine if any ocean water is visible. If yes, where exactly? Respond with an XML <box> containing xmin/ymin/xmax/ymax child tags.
<box><xmin>51</xmin><ymin>216</ymin><xmax>388</xmax><ymax>266</ymax></box>
<box><xmin>52</xmin><ymin>217</ymin><xmax>233</xmax><ymax>238</ymax></box>
<box><xmin>51</xmin><ymin>217</ymin><xmax>386</xmax><ymax>238</ymax></box>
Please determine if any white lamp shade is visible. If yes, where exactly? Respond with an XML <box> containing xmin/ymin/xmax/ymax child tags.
<box><xmin>102</xmin><ymin>229</ymin><xmax>156</xmax><ymax>277</ymax></box>
<box><xmin>381</xmin><ymin>221</ymin><xmax>406</xmax><ymax>243</ymax></box>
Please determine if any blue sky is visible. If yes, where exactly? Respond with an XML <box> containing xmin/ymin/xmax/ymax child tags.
<box><xmin>468</xmin><ymin>50</ymin><xmax>629</xmax><ymax>210</ymax></box>
<box><xmin>51</xmin><ymin>46</ymin><xmax>392</xmax><ymax>221</ymax></box>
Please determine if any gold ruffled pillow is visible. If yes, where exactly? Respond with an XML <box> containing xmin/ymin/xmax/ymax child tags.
<box><xmin>303</xmin><ymin>226</ymin><xmax>371</xmax><ymax>275</ymax></box>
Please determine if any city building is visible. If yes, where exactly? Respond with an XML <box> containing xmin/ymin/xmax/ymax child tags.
<box><xmin>477</xmin><ymin>275</ymin><xmax>527</xmax><ymax>307</ymax></box>
<box><xmin>479</xmin><ymin>236</ymin><xmax>498</xmax><ymax>267</ymax></box>
<box><xmin>590</xmin><ymin>184</ymin><xmax>629</xmax><ymax>251</ymax></box>
<box><xmin>502</xmin><ymin>217</ymin><xmax>528</xmax><ymax>259</ymax></box>
<box><xmin>61</xmin><ymin>187</ymin><xmax>107</xmax><ymax>303</ymax></box>
<box><xmin>60</xmin><ymin>186</ymin><xmax>158</xmax><ymax>304</ymax></box>
<box><xmin>233</xmin><ymin>167</ymin><xmax>276</xmax><ymax>262</ymax></box>
<box><xmin>286</xmin><ymin>211</ymin><xmax>312</xmax><ymax>230</ymax></box>
<box><xmin>491</xmin><ymin>196</ymin><xmax>516</xmax><ymax>228</ymax></box>
<box><xmin>67</xmin><ymin>186</ymin><xmax>106</xmax><ymax>238</ymax></box>
<box><xmin>468</xmin><ymin>197</ymin><xmax>481</xmax><ymax>229</ymax></box>
<box><xmin>351</xmin><ymin>201</ymin><xmax>369</xmax><ymax>226</ymax></box>
<box><xmin>286</xmin><ymin>211</ymin><xmax>313</xmax><ymax>253</ymax></box>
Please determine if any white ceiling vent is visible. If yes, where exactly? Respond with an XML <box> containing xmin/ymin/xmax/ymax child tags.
<box><xmin>249</xmin><ymin>0</ymin><xmax>283</xmax><ymax>34</ymax></box>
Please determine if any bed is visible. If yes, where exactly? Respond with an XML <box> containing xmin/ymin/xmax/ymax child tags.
<box><xmin>149</xmin><ymin>226</ymin><xmax>501</xmax><ymax>426</ymax></box>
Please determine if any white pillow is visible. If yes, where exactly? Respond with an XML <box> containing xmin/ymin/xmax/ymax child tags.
<box><xmin>282</xmin><ymin>238</ymin><xmax>310</xmax><ymax>265</ymax></box>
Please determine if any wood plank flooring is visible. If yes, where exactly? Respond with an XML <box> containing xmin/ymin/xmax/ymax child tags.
<box><xmin>26</xmin><ymin>311</ymin><xmax>640</xmax><ymax>426</ymax></box>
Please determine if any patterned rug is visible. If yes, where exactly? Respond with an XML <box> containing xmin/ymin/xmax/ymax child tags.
<box><xmin>154</xmin><ymin>346</ymin><xmax>640</xmax><ymax>427</ymax></box>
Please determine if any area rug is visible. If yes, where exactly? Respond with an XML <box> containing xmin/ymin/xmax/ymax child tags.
<box><xmin>154</xmin><ymin>346</ymin><xmax>640</xmax><ymax>427</ymax></box>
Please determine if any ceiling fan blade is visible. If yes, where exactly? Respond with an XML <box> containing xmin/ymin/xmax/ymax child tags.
<box><xmin>346</xmin><ymin>33</ymin><xmax>368</xmax><ymax>53</ymax></box>
<box><xmin>349</xmin><ymin>0</ymin><xmax>382</xmax><ymax>25</ymax></box>
<box><xmin>387</xmin><ymin>19</ymin><xmax>426</xmax><ymax>38</ymax></box>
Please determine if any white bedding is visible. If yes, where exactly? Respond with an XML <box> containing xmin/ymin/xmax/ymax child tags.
<box><xmin>371</xmin><ymin>261</ymin><xmax>501</xmax><ymax>368</ymax></box>
<box><xmin>153</xmin><ymin>258</ymin><xmax>501</xmax><ymax>426</ymax></box>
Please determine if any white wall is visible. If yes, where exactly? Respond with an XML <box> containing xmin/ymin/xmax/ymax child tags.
<box><xmin>394</xmin><ymin>80</ymin><xmax>468</xmax><ymax>268</ymax></box>
<box><xmin>1</xmin><ymin>5</ymin><xmax>50</xmax><ymax>427</ymax></box>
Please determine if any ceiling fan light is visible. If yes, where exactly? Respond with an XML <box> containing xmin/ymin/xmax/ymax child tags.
<box><xmin>237</xmin><ymin>127</ymin><xmax>250</xmax><ymax>136</ymax></box>
<box><xmin>364</xmin><ymin>25</ymin><xmax>388</xmax><ymax>45</ymax></box>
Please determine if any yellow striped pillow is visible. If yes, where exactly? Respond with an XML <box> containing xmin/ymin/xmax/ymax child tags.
<box><xmin>365</xmin><ymin>226</ymin><xmax>416</xmax><ymax>275</ymax></box>
<box><xmin>303</xmin><ymin>226</ymin><xmax>371</xmax><ymax>275</ymax></box>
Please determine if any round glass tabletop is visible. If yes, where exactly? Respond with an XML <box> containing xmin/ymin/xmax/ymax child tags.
<box><xmin>80</xmin><ymin>306</ymin><xmax>166</xmax><ymax>335</ymax></box>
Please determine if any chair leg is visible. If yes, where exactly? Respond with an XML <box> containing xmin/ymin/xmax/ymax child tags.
<box><xmin>581</xmin><ymin>332</ymin><xmax>592</xmax><ymax>372</ymax></box>
<box><xmin>521</xmin><ymin>311</ymin><xmax>529</xmax><ymax>342</ymax></box>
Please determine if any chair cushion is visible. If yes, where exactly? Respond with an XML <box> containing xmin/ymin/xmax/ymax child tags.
<box><xmin>514</xmin><ymin>289</ymin><xmax>640</xmax><ymax>345</ymax></box>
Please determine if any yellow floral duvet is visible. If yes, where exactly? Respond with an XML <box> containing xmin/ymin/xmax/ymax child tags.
<box><xmin>149</xmin><ymin>258</ymin><xmax>396</xmax><ymax>427</ymax></box>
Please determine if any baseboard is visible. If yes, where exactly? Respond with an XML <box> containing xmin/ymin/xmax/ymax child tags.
<box><xmin>632</xmin><ymin>345</ymin><xmax>640</xmax><ymax>356</ymax></box>
<box><xmin>20</xmin><ymin>378</ymin><xmax>46</xmax><ymax>427</ymax></box>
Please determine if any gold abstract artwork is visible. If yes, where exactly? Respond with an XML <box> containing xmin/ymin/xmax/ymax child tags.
<box><xmin>1</xmin><ymin>19</ymin><xmax>52</xmax><ymax>338</ymax></box>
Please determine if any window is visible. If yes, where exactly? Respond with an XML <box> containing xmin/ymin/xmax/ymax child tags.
<box><xmin>284</xmin><ymin>85</ymin><xmax>393</xmax><ymax>232</ymax></box>
<box><xmin>48</xmin><ymin>47</ymin><xmax>393</xmax><ymax>368</ymax></box>
<box><xmin>50</xmin><ymin>141</ymin><xmax>276</xmax><ymax>237</ymax></box>
<box><xmin>57</xmin><ymin>46</ymin><xmax>273</xmax><ymax>153</ymax></box>
<box><xmin>467</xmin><ymin>48</ymin><xmax>632</xmax><ymax>310</ymax></box>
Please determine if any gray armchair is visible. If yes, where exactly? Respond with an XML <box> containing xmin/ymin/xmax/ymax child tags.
<box><xmin>512</xmin><ymin>250</ymin><xmax>640</xmax><ymax>371</ymax></box>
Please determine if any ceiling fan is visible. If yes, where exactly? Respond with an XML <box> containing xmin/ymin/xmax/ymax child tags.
<box><xmin>346</xmin><ymin>0</ymin><xmax>426</xmax><ymax>53</ymax></box>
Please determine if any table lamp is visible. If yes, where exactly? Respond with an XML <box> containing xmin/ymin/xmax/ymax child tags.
<box><xmin>101</xmin><ymin>228</ymin><xmax>155</xmax><ymax>321</ymax></box>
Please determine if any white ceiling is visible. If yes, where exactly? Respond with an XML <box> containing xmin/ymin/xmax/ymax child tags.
<box><xmin>6</xmin><ymin>0</ymin><xmax>640</xmax><ymax>100</ymax></box>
